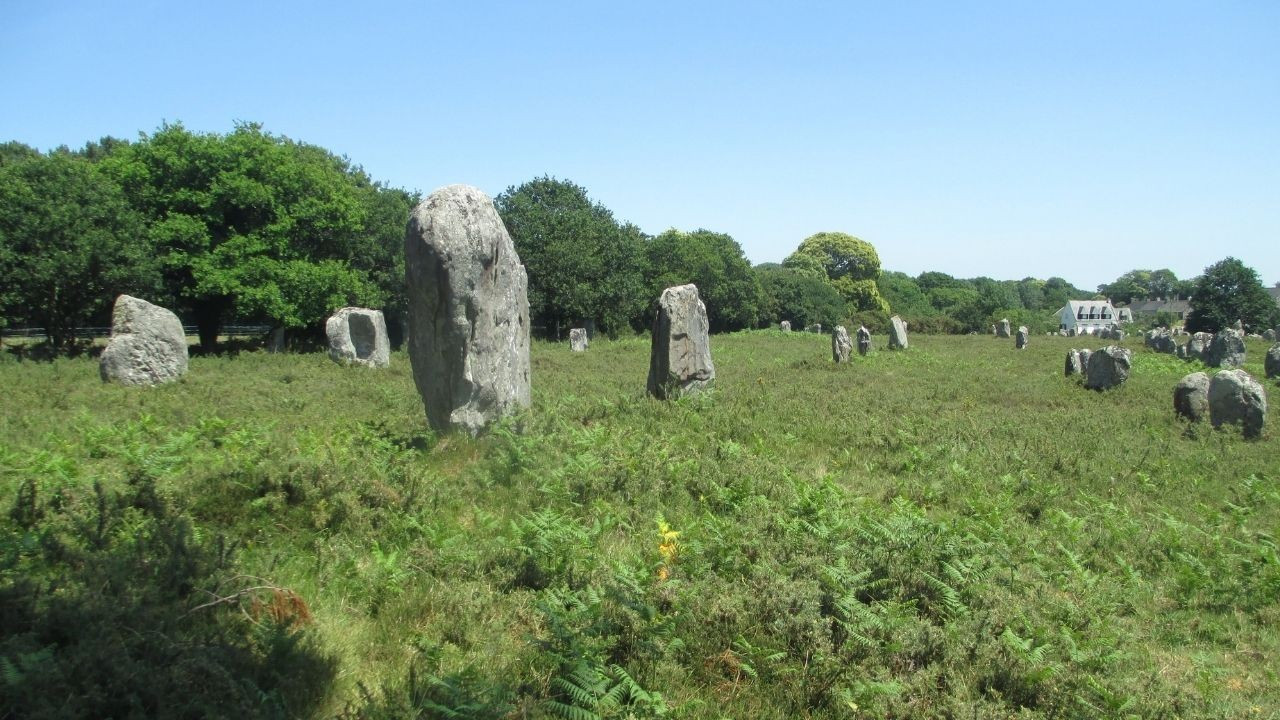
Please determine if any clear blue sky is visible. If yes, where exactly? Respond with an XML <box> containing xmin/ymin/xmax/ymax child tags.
<box><xmin>3</xmin><ymin>0</ymin><xmax>1277</xmax><ymax>291</ymax></box>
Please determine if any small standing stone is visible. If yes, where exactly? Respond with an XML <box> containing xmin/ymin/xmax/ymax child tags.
<box><xmin>1015</xmin><ymin>326</ymin><xmax>1029</xmax><ymax>349</ymax></box>
<box><xmin>888</xmin><ymin>315</ymin><xmax>909</xmax><ymax>350</ymax></box>
<box><xmin>1264</xmin><ymin>329</ymin><xmax>1277</xmax><ymax>342</ymax></box>
<box><xmin>1065</xmin><ymin>349</ymin><xmax>1082</xmax><ymax>376</ymax></box>
<box><xmin>99</xmin><ymin>295</ymin><xmax>189</xmax><ymax>386</ymax></box>
<box><xmin>1173</xmin><ymin>372</ymin><xmax>1210</xmax><ymax>422</ymax></box>
<box><xmin>405</xmin><ymin>184</ymin><xmax>531</xmax><ymax>435</ymax></box>
<box><xmin>1148</xmin><ymin>329</ymin><xmax>1177</xmax><ymax>354</ymax></box>
<box><xmin>780</xmin><ymin>320</ymin><xmax>791</xmax><ymax>333</ymax></box>
<box><xmin>570</xmin><ymin>328</ymin><xmax>589</xmax><ymax>352</ymax></box>
<box><xmin>1264</xmin><ymin>343</ymin><xmax>1280</xmax><ymax>380</ymax></box>
<box><xmin>647</xmin><ymin>284</ymin><xmax>715</xmax><ymax>399</ymax></box>
<box><xmin>1204</xmin><ymin>329</ymin><xmax>1246</xmax><ymax>368</ymax></box>
<box><xmin>1176</xmin><ymin>343</ymin><xmax>1189</xmax><ymax>360</ymax></box>
<box><xmin>1208</xmin><ymin>369</ymin><xmax>1267</xmax><ymax>438</ymax></box>
<box><xmin>326</xmin><ymin>307</ymin><xmax>390</xmax><ymax>368</ymax></box>
<box><xmin>1186</xmin><ymin>332</ymin><xmax>1212</xmax><ymax>361</ymax></box>
<box><xmin>831</xmin><ymin>326</ymin><xmax>852</xmax><ymax>363</ymax></box>
<box><xmin>267</xmin><ymin>327</ymin><xmax>286</xmax><ymax>353</ymax></box>
<box><xmin>997</xmin><ymin>319</ymin><xmax>1011</xmax><ymax>338</ymax></box>
<box><xmin>990</xmin><ymin>324</ymin><xmax>997</xmax><ymax>336</ymax></box>
<box><xmin>1084</xmin><ymin>346</ymin><xmax>1131</xmax><ymax>391</ymax></box>
<box><xmin>856</xmin><ymin>325</ymin><xmax>872</xmax><ymax>356</ymax></box>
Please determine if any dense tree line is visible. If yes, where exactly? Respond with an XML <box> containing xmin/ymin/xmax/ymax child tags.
<box><xmin>0</xmin><ymin>124</ymin><xmax>416</xmax><ymax>352</ymax></box>
<box><xmin>6</xmin><ymin>126</ymin><xmax>1271</xmax><ymax>351</ymax></box>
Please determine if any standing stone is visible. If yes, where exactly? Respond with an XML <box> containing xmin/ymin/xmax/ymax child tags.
<box><xmin>997</xmin><ymin>319</ymin><xmax>1011</xmax><ymax>338</ymax></box>
<box><xmin>1173</xmin><ymin>372</ymin><xmax>1210</xmax><ymax>422</ymax></box>
<box><xmin>570</xmin><ymin>327</ymin><xmax>589</xmax><ymax>352</ymax></box>
<box><xmin>1265</xmin><ymin>343</ymin><xmax>1280</xmax><ymax>380</ymax></box>
<box><xmin>1264</xmin><ymin>329</ymin><xmax>1276</xmax><ymax>342</ymax></box>
<box><xmin>1208</xmin><ymin>369</ymin><xmax>1267</xmax><ymax>438</ymax></box>
<box><xmin>1084</xmin><ymin>346</ymin><xmax>1132</xmax><ymax>391</ymax></box>
<box><xmin>1176</xmin><ymin>343</ymin><xmax>1189</xmax><ymax>360</ymax></box>
<box><xmin>326</xmin><ymin>307</ymin><xmax>390</xmax><ymax>368</ymax></box>
<box><xmin>856</xmin><ymin>325</ymin><xmax>872</xmax><ymax>356</ymax></box>
<box><xmin>1149</xmin><ymin>329</ymin><xmax>1177</xmax><ymax>354</ymax></box>
<box><xmin>1111</xmin><ymin>328</ymin><xmax>1125</xmax><ymax>342</ymax></box>
<box><xmin>1015</xmin><ymin>326</ymin><xmax>1029</xmax><ymax>349</ymax></box>
<box><xmin>1065</xmin><ymin>349</ymin><xmax>1082</xmax><ymax>376</ymax></box>
<box><xmin>647</xmin><ymin>284</ymin><xmax>715</xmax><ymax>399</ymax></box>
<box><xmin>990</xmin><ymin>324</ymin><xmax>997</xmax><ymax>336</ymax></box>
<box><xmin>1204</xmin><ymin>329</ymin><xmax>1246</xmax><ymax>368</ymax></box>
<box><xmin>405</xmin><ymin>184</ymin><xmax>531</xmax><ymax>435</ymax></box>
<box><xmin>779</xmin><ymin>320</ymin><xmax>791</xmax><ymax>333</ymax></box>
<box><xmin>1186</xmin><ymin>332</ymin><xmax>1212</xmax><ymax>361</ymax></box>
<box><xmin>99</xmin><ymin>295</ymin><xmax>189</xmax><ymax>386</ymax></box>
<box><xmin>1078</xmin><ymin>348</ymin><xmax>1093</xmax><ymax>373</ymax></box>
<box><xmin>1233</xmin><ymin>319</ymin><xmax>1244</xmax><ymax>332</ymax></box>
<box><xmin>888</xmin><ymin>315</ymin><xmax>909</xmax><ymax>350</ymax></box>
<box><xmin>831</xmin><ymin>326</ymin><xmax>852</xmax><ymax>363</ymax></box>
<box><xmin>812</xmin><ymin>324</ymin><xmax>823</xmax><ymax>334</ymax></box>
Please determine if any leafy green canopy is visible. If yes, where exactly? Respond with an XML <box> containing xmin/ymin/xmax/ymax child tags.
<box><xmin>0</xmin><ymin>152</ymin><xmax>156</xmax><ymax>349</ymax></box>
<box><xmin>645</xmin><ymin>229</ymin><xmax>762</xmax><ymax>333</ymax></box>
<box><xmin>495</xmin><ymin>177</ymin><xmax>647</xmax><ymax>336</ymax></box>
<box><xmin>785</xmin><ymin>232</ymin><xmax>888</xmax><ymax>313</ymax></box>
<box><xmin>755</xmin><ymin>264</ymin><xmax>848</xmax><ymax>329</ymax></box>
<box><xmin>1185</xmin><ymin>257</ymin><xmax>1279</xmax><ymax>333</ymax></box>
<box><xmin>101</xmin><ymin>122</ymin><xmax>399</xmax><ymax>347</ymax></box>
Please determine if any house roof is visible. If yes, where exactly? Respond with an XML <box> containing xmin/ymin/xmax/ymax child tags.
<box><xmin>1062</xmin><ymin>300</ymin><xmax>1114</xmax><ymax>315</ymax></box>
<box><xmin>1128</xmin><ymin>298</ymin><xmax>1191</xmax><ymax>314</ymax></box>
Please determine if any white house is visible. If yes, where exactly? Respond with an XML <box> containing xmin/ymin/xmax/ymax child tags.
<box><xmin>1057</xmin><ymin>300</ymin><xmax>1118</xmax><ymax>335</ymax></box>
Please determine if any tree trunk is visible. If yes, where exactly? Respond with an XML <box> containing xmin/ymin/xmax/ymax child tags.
<box><xmin>192</xmin><ymin>298</ymin><xmax>228</xmax><ymax>353</ymax></box>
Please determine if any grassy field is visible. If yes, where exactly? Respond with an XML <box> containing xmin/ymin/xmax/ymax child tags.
<box><xmin>2</xmin><ymin>332</ymin><xmax>1278</xmax><ymax>719</ymax></box>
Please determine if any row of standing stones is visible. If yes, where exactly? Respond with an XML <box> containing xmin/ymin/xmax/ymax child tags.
<box><xmin>94</xmin><ymin>185</ymin><xmax>1279</xmax><ymax>439</ymax></box>
<box><xmin>98</xmin><ymin>185</ymin><xmax>721</xmax><ymax>436</ymax></box>
<box><xmin>1059</xmin><ymin>326</ymin><xmax>1279</xmax><ymax>439</ymax></box>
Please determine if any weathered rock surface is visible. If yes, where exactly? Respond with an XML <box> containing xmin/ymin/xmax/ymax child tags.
<box><xmin>888</xmin><ymin>315</ymin><xmax>909</xmax><ymax>350</ymax></box>
<box><xmin>1015</xmin><ymin>326</ymin><xmax>1029</xmax><ymax>349</ymax></box>
<box><xmin>570</xmin><ymin>328</ymin><xmax>588</xmax><ymax>352</ymax></box>
<box><xmin>856</xmin><ymin>325</ymin><xmax>871</xmax><ymax>356</ymax></box>
<box><xmin>1173</xmin><ymin>372</ymin><xmax>1210</xmax><ymax>422</ymax></box>
<box><xmin>997</xmin><ymin>319</ymin><xmax>1011</xmax><ymax>338</ymax></box>
<box><xmin>647</xmin><ymin>284</ymin><xmax>715</xmax><ymax>399</ymax></box>
<box><xmin>1065</xmin><ymin>349</ymin><xmax>1082</xmax><ymax>376</ymax></box>
<box><xmin>1186</xmin><ymin>332</ymin><xmax>1212</xmax><ymax>361</ymax></box>
<box><xmin>831</xmin><ymin>326</ymin><xmax>852</xmax><ymax>363</ymax></box>
<box><xmin>1176</xmin><ymin>343</ymin><xmax>1188</xmax><ymax>360</ymax></box>
<box><xmin>1084</xmin><ymin>346</ymin><xmax>1131</xmax><ymax>391</ymax></box>
<box><xmin>405</xmin><ymin>184</ymin><xmax>531</xmax><ymax>435</ymax></box>
<box><xmin>779</xmin><ymin>320</ymin><xmax>791</xmax><ymax>333</ymax></box>
<box><xmin>326</xmin><ymin>307</ymin><xmax>390</xmax><ymax>368</ymax></box>
<box><xmin>1263</xmin><ymin>328</ymin><xmax>1276</xmax><ymax>342</ymax></box>
<box><xmin>1204</xmin><ymin>329</ymin><xmax>1246</xmax><ymax>368</ymax></box>
<box><xmin>1078</xmin><ymin>348</ymin><xmax>1093</xmax><ymax>372</ymax></box>
<box><xmin>1208</xmin><ymin>369</ymin><xmax>1267</xmax><ymax>438</ymax></box>
<box><xmin>1148</xmin><ymin>329</ymin><xmax>1177</xmax><ymax>354</ymax></box>
<box><xmin>1265</xmin><ymin>343</ymin><xmax>1280</xmax><ymax>380</ymax></box>
<box><xmin>99</xmin><ymin>295</ymin><xmax>189</xmax><ymax>387</ymax></box>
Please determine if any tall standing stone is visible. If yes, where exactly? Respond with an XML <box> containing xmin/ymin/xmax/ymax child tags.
<box><xmin>405</xmin><ymin>184</ymin><xmax>531</xmax><ymax>435</ymax></box>
<box><xmin>1065</xmin><ymin>349</ymin><xmax>1082</xmax><ymax>376</ymax></box>
<box><xmin>997</xmin><ymin>319</ymin><xmax>1011</xmax><ymax>338</ymax></box>
<box><xmin>1015</xmin><ymin>326</ymin><xmax>1029</xmax><ymax>349</ymax></box>
<box><xmin>1173</xmin><ymin>372</ymin><xmax>1210</xmax><ymax>422</ymax></box>
<box><xmin>779</xmin><ymin>320</ymin><xmax>791</xmax><ymax>333</ymax></box>
<box><xmin>570</xmin><ymin>328</ymin><xmax>589</xmax><ymax>352</ymax></box>
<box><xmin>831</xmin><ymin>326</ymin><xmax>852</xmax><ymax>363</ymax></box>
<box><xmin>888</xmin><ymin>315</ymin><xmax>909</xmax><ymax>350</ymax></box>
<box><xmin>99</xmin><ymin>295</ymin><xmax>189</xmax><ymax>386</ymax></box>
<box><xmin>1208</xmin><ymin>369</ymin><xmax>1267</xmax><ymax>439</ymax></box>
<box><xmin>647</xmin><ymin>284</ymin><xmax>715</xmax><ymax>399</ymax></box>
<box><xmin>856</xmin><ymin>325</ymin><xmax>872</xmax><ymax>356</ymax></box>
<box><xmin>326</xmin><ymin>307</ymin><xmax>390</xmax><ymax>368</ymax></box>
<box><xmin>1084</xmin><ymin>346</ymin><xmax>1131</xmax><ymax>391</ymax></box>
<box><xmin>1204</xmin><ymin>329</ymin><xmax>1246</xmax><ymax>368</ymax></box>
<box><xmin>1265</xmin><ymin>343</ymin><xmax>1280</xmax><ymax>380</ymax></box>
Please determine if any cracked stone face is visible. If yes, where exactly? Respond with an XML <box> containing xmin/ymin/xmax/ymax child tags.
<box><xmin>647</xmin><ymin>284</ymin><xmax>715</xmax><ymax>399</ymax></box>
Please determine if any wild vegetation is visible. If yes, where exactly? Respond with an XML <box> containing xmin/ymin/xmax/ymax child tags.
<box><xmin>2</xmin><ymin>332</ymin><xmax>1277</xmax><ymax>718</ymax></box>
